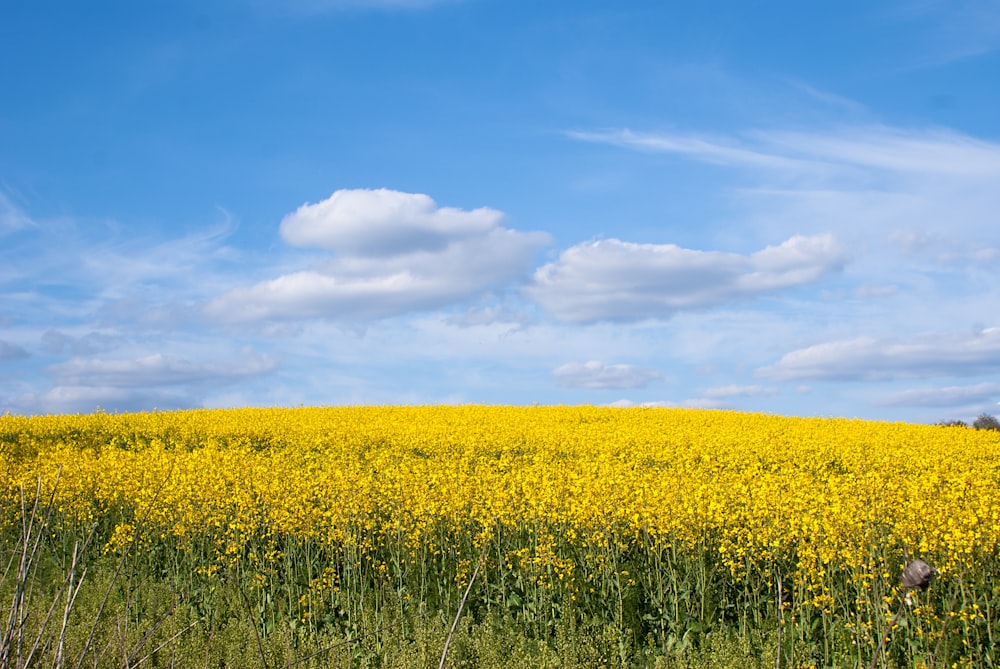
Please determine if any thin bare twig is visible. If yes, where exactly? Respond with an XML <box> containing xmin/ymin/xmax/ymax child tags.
<box><xmin>1</xmin><ymin>468</ymin><xmax>63</xmax><ymax>669</ymax></box>
<box><xmin>130</xmin><ymin>622</ymin><xmax>199</xmax><ymax>668</ymax></box>
<box><xmin>122</xmin><ymin>600</ymin><xmax>183</xmax><ymax>669</ymax></box>
<box><xmin>868</xmin><ymin>601</ymin><xmax>906</xmax><ymax>669</ymax></box>
<box><xmin>237</xmin><ymin>581</ymin><xmax>269</xmax><ymax>669</ymax></box>
<box><xmin>438</xmin><ymin>538</ymin><xmax>489</xmax><ymax>669</ymax></box>
<box><xmin>24</xmin><ymin>525</ymin><xmax>97</xmax><ymax>669</ymax></box>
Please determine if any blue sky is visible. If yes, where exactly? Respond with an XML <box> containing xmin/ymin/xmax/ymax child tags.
<box><xmin>3</xmin><ymin>0</ymin><xmax>1000</xmax><ymax>421</ymax></box>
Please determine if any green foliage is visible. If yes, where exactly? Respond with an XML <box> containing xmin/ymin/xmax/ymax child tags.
<box><xmin>6</xmin><ymin>408</ymin><xmax>1000</xmax><ymax>668</ymax></box>
<box><xmin>3</xmin><ymin>514</ymin><xmax>998</xmax><ymax>668</ymax></box>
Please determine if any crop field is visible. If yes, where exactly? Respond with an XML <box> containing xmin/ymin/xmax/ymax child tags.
<box><xmin>1</xmin><ymin>406</ymin><xmax>999</xmax><ymax>668</ymax></box>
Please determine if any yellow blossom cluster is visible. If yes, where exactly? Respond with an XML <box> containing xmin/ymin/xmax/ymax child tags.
<box><xmin>2</xmin><ymin>405</ymin><xmax>998</xmax><ymax>653</ymax></box>
<box><xmin>2</xmin><ymin>406</ymin><xmax>998</xmax><ymax>573</ymax></box>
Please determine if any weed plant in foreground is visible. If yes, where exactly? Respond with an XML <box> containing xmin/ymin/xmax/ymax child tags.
<box><xmin>2</xmin><ymin>406</ymin><xmax>999</xmax><ymax>667</ymax></box>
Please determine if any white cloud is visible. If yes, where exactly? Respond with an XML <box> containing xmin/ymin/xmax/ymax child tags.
<box><xmin>553</xmin><ymin>360</ymin><xmax>663</xmax><ymax>389</ymax></box>
<box><xmin>607</xmin><ymin>398</ymin><xmax>722</xmax><ymax>409</ymax></box>
<box><xmin>607</xmin><ymin>385</ymin><xmax>778</xmax><ymax>411</ymax></box>
<box><xmin>25</xmin><ymin>386</ymin><xmax>195</xmax><ymax>415</ymax></box>
<box><xmin>782</xmin><ymin>79</ymin><xmax>869</xmax><ymax>115</ymax></box>
<box><xmin>11</xmin><ymin>350</ymin><xmax>279</xmax><ymax>414</ymax></box>
<box><xmin>759</xmin><ymin>327</ymin><xmax>1000</xmax><ymax>381</ymax></box>
<box><xmin>568</xmin><ymin>122</ymin><xmax>1000</xmax><ymax>392</ymax></box>
<box><xmin>760</xmin><ymin>126</ymin><xmax>1000</xmax><ymax>177</ymax></box>
<box><xmin>568</xmin><ymin>129</ymin><xmax>813</xmax><ymax>171</ymax></box>
<box><xmin>49</xmin><ymin>352</ymin><xmax>277</xmax><ymax>388</ymax></box>
<box><xmin>878</xmin><ymin>382</ymin><xmax>1000</xmax><ymax>408</ymax></box>
<box><xmin>279</xmin><ymin>188</ymin><xmax>502</xmax><ymax>257</ymax></box>
<box><xmin>607</xmin><ymin>399</ymin><xmax>675</xmax><ymax>408</ymax></box>
<box><xmin>207</xmin><ymin>189</ymin><xmax>550</xmax><ymax>322</ymax></box>
<box><xmin>528</xmin><ymin>234</ymin><xmax>846</xmax><ymax>323</ymax></box>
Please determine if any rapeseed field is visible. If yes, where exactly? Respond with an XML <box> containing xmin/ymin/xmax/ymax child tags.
<box><xmin>1</xmin><ymin>406</ymin><xmax>998</xmax><ymax>667</ymax></box>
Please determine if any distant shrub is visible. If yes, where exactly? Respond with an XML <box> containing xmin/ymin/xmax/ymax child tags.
<box><xmin>973</xmin><ymin>413</ymin><xmax>1000</xmax><ymax>432</ymax></box>
<box><xmin>938</xmin><ymin>419</ymin><xmax>968</xmax><ymax>428</ymax></box>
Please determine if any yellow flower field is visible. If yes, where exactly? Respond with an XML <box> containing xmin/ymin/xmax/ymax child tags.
<box><xmin>2</xmin><ymin>406</ymin><xmax>998</xmax><ymax>667</ymax></box>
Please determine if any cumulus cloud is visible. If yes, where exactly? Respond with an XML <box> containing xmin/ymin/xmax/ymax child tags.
<box><xmin>878</xmin><ymin>382</ymin><xmax>1000</xmax><ymax>408</ymax></box>
<box><xmin>759</xmin><ymin>327</ymin><xmax>1000</xmax><ymax>381</ymax></box>
<box><xmin>553</xmin><ymin>360</ymin><xmax>663</xmax><ymax>389</ymax></box>
<box><xmin>528</xmin><ymin>234</ymin><xmax>846</xmax><ymax>323</ymax></box>
<box><xmin>207</xmin><ymin>189</ymin><xmax>550</xmax><ymax>322</ymax></box>
<box><xmin>279</xmin><ymin>189</ymin><xmax>502</xmax><ymax>256</ymax></box>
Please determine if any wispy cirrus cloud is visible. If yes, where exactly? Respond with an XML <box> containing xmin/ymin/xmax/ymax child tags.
<box><xmin>567</xmin><ymin>129</ymin><xmax>813</xmax><ymax>171</ymax></box>
<box><xmin>884</xmin><ymin>0</ymin><xmax>1000</xmax><ymax>67</ymax></box>
<box><xmin>570</xmin><ymin>125</ymin><xmax>1000</xmax><ymax>179</ymax></box>
<box><xmin>570</xmin><ymin>122</ymin><xmax>1000</xmax><ymax>258</ymax></box>
<box><xmin>0</xmin><ymin>193</ymin><xmax>34</xmax><ymax>234</ymax></box>
<box><xmin>760</xmin><ymin>126</ymin><xmax>1000</xmax><ymax>176</ymax></box>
